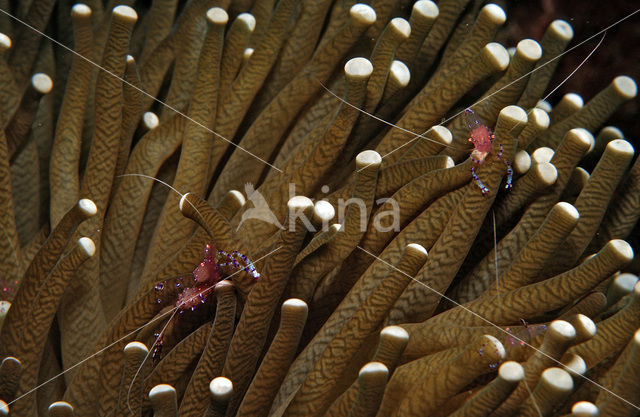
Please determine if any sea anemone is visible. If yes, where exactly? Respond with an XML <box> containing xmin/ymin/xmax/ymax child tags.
<box><xmin>0</xmin><ymin>0</ymin><xmax>638</xmax><ymax>416</ymax></box>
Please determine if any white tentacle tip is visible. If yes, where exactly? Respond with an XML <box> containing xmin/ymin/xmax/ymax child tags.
<box><xmin>481</xmin><ymin>4</ymin><xmax>506</xmax><ymax>25</ymax></box>
<box><xmin>380</xmin><ymin>325</ymin><xmax>409</xmax><ymax>341</ymax></box>
<box><xmin>48</xmin><ymin>401</ymin><xmax>74</xmax><ymax>415</ymax></box>
<box><xmin>548</xmin><ymin>320</ymin><xmax>576</xmax><ymax>341</ymax></box>
<box><xmin>350</xmin><ymin>4</ymin><xmax>376</xmax><ymax>25</ymax></box>
<box><xmin>237</xmin><ymin>13</ymin><xmax>256</xmax><ymax>31</ymax></box>
<box><xmin>210</xmin><ymin>377</ymin><xmax>233</xmax><ymax>401</ymax></box>
<box><xmin>355</xmin><ymin>150</ymin><xmax>382</xmax><ymax>168</ymax></box>
<box><xmin>142</xmin><ymin>111</ymin><xmax>159</xmax><ymax>130</ymax></box>
<box><xmin>287</xmin><ymin>196</ymin><xmax>314</xmax><ymax>211</ymax></box>
<box><xmin>613</xmin><ymin>75</ymin><xmax>637</xmax><ymax>99</ymax></box>
<box><xmin>78</xmin><ymin>199</ymin><xmax>98</xmax><ymax>216</ymax></box>
<box><xmin>207</xmin><ymin>7</ymin><xmax>229</xmax><ymax>25</ymax></box>
<box><xmin>555</xmin><ymin>202</ymin><xmax>579</xmax><ymax>221</ymax></box>
<box><xmin>124</xmin><ymin>341</ymin><xmax>149</xmax><ymax>354</ymax></box>
<box><xmin>517</xmin><ymin>39</ymin><xmax>542</xmax><ymax>61</ymax></box>
<box><xmin>606</xmin><ymin>138</ymin><xmax>634</xmax><ymax>156</ymax></box>
<box><xmin>550</xmin><ymin>19</ymin><xmax>574</xmax><ymax>40</ymax></box>
<box><xmin>345</xmin><ymin>57</ymin><xmax>373</xmax><ymax>79</ymax></box>
<box><xmin>112</xmin><ymin>5</ymin><xmax>137</xmax><ymax>22</ymax></box>
<box><xmin>541</xmin><ymin>367</ymin><xmax>574</xmax><ymax>392</ymax></box>
<box><xmin>571</xmin><ymin>401</ymin><xmax>598</xmax><ymax>416</ymax></box>
<box><xmin>149</xmin><ymin>384</ymin><xmax>175</xmax><ymax>396</ymax></box>
<box><xmin>414</xmin><ymin>1</ymin><xmax>439</xmax><ymax>18</ymax></box>
<box><xmin>71</xmin><ymin>3</ymin><xmax>92</xmax><ymax>17</ymax></box>
<box><xmin>179</xmin><ymin>193</ymin><xmax>190</xmax><ymax>211</ymax></box>
<box><xmin>498</xmin><ymin>361</ymin><xmax>525</xmax><ymax>383</ymax></box>
<box><xmin>568</xmin><ymin>128</ymin><xmax>595</xmax><ymax>152</ymax></box>
<box><xmin>530</xmin><ymin>108</ymin><xmax>550</xmax><ymax>129</ymax></box>
<box><xmin>0</xmin><ymin>33</ymin><xmax>10</xmax><ymax>51</ymax></box>
<box><xmin>32</xmin><ymin>73</ymin><xmax>53</xmax><ymax>94</ymax></box>
<box><xmin>500</xmin><ymin>105</ymin><xmax>528</xmax><ymax>124</ymax></box>
<box><xmin>608</xmin><ymin>239</ymin><xmax>634</xmax><ymax>262</ymax></box>
<box><xmin>406</xmin><ymin>243</ymin><xmax>428</xmax><ymax>257</ymax></box>
<box><xmin>78</xmin><ymin>237</ymin><xmax>96</xmax><ymax>257</ymax></box>
<box><xmin>484</xmin><ymin>42</ymin><xmax>510</xmax><ymax>71</ymax></box>
<box><xmin>391</xmin><ymin>17</ymin><xmax>411</xmax><ymax>39</ymax></box>
<box><xmin>390</xmin><ymin>60</ymin><xmax>410</xmax><ymax>87</ymax></box>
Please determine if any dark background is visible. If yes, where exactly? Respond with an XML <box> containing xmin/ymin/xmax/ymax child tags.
<box><xmin>497</xmin><ymin>0</ymin><xmax>640</xmax><ymax>272</ymax></box>
<box><xmin>496</xmin><ymin>0</ymin><xmax>639</xmax><ymax>147</ymax></box>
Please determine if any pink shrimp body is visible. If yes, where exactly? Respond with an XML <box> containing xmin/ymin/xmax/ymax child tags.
<box><xmin>465</xmin><ymin>108</ymin><xmax>495</xmax><ymax>163</ymax></box>
<box><xmin>171</xmin><ymin>242</ymin><xmax>223</xmax><ymax>310</ymax></box>
<box><xmin>192</xmin><ymin>242</ymin><xmax>221</xmax><ymax>284</ymax></box>
<box><xmin>464</xmin><ymin>108</ymin><xmax>513</xmax><ymax>194</ymax></box>
<box><xmin>469</xmin><ymin>124</ymin><xmax>494</xmax><ymax>163</ymax></box>
<box><xmin>153</xmin><ymin>241</ymin><xmax>260</xmax><ymax>358</ymax></box>
<box><xmin>173</xmin><ymin>241</ymin><xmax>260</xmax><ymax>312</ymax></box>
<box><xmin>177</xmin><ymin>286</ymin><xmax>211</xmax><ymax>310</ymax></box>
<box><xmin>505</xmin><ymin>324</ymin><xmax>547</xmax><ymax>348</ymax></box>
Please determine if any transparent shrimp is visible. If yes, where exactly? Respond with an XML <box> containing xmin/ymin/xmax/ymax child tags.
<box><xmin>464</xmin><ymin>108</ymin><xmax>514</xmax><ymax>195</ymax></box>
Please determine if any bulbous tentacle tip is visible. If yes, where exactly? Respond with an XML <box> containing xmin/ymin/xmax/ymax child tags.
<box><xmin>413</xmin><ymin>0</ymin><xmax>439</xmax><ymax>19</ymax></box>
<box><xmin>31</xmin><ymin>73</ymin><xmax>53</xmax><ymax>94</ymax></box>
<box><xmin>124</xmin><ymin>341</ymin><xmax>148</xmax><ymax>355</ymax></box>
<box><xmin>499</xmin><ymin>105</ymin><xmax>528</xmax><ymax>125</ymax></box>
<box><xmin>350</xmin><ymin>4</ymin><xmax>377</xmax><ymax>27</ymax></box>
<box><xmin>406</xmin><ymin>243</ymin><xmax>428</xmax><ymax>257</ymax></box>
<box><xmin>481</xmin><ymin>3</ymin><xmax>507</xmax><ymax>25</ymax></box>
<box><xmin>206</xmin><ymin>7</ymin><xmax>229</xmax><ymax>25</ymax></box>
<box><xmin>71</xmin><ymin>3</ymin><xmax>92</xmax><ymax>18</ymax></box>
<box><xmin>356</xmin><ymin>150</ymin><xmax>382</xmax><ymax>169</ymax></box>
<box><xmin>112</xmin><ymin>5</ymin><xmax>138</xmax><ymax>22</ymax></box>
<box><xmin>148</xmin><ymin>384</ymin><xmax>177</xmax><ymax>413</ymax></box>
<box><xmin>77</xmin><ymin>237</ymin><xmax>96</xmax><ymax>257</ymax></box>
<box><xmin>48</xmin><ymin>401</ymin><xmax>74</xmax><ymax>417</ymax></box>
<box><xmin>571</xmin><ymin>401</ymin><xmax>598</xmax><ymax>416</ymax></box>
<box><xmin>607</xmin><ymin>239</ymin><xmax>634</xmax><ymax>263</ymax></box>
<box><xmin>178</xmin><ymin>193</ymin><xmax>190</xmax><ymax>211</ymax></box>
<box><xmin>390</xmin><ymin>17</ymin><xmax>411</xmax><ymax>39</ymax></box>
<box><xmin>282</xmin><ymin>298</ymin><xmax>309</xmax><ymax>320</ymax></box>
<box><xmin>358</xmin><ymin>361</ymin><xmax>389</xmax><ymax>382</ymax></box>
<box><xmin>237</xmin><ymin>13</ymin><xmax>256</xmax><ymax>32</ymax></box>
<box><xmin>0</xmin><ymin>33</ymin><xmax>10</xmax><ymax>52</ymax></box>
<box><xmin>498</xmin><ymin>361</ymin><xmax>525</xmax><ymax>383</ymax></box>
<box><xmin>210</xmin><ymin>377</ymin><xmax>233</xmax><ymax>401</ymax></box>
<box><xmin>613</xmin><ymin>75</ymin><xmax>637</xmax><ymax>99</ymax></box>
<box><xmin>550</xmin><ymin>19</ymin><xmax>574</xmax><ymax>40</ymax></box>
<box><xmin>287</xmin><ymin>196</ymin><xmax>314</xmax><ymax>211</ymax></box>
<box><xmin>345</xmin><ymin>57</ymin><xmax>373</xmax><ymax>79</ymax></box>
<box><xmin>78</xmin><ymin>199</ymin><xmax>97</xmax><ymax>217</ymax></box>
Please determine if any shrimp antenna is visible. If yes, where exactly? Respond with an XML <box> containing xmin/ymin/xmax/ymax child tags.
<box><xmin>493</xmin><ymin>210</ymin><xmax>501</xmax><ymax>308</ymax></box>
<box><xmin>126</xmin><ymin>307</ymin><xmax>179</xmax><ymax>414</ymax></box>
<box><xmin>116</xmin><ymin>173</ymin><xmax>208</xmax><ymax>229</ymax></box>
<box><xmin>522</xmin><ymin>379</ymin><xmax>544</xmax><ymax>417</ymax></box>
<box><xmin>542</xmin><ymin>32</ymin><xmax>606</xmax><ymax>103</ymax></box>
<box><xmin>316</xmin><ymin>79</ymin><xmax>461</xmax><ymax>152</ymax></box>
<box><xmin>506</xmin><ymin>31</ymin><xmax>607</xmax><ymax>138</ymax></box>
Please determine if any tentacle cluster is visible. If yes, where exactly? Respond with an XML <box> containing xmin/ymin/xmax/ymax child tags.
<box><xmin>0</xmin><ymin>1</ymin><xmax>637</xmax><ymax>416</ymax></box>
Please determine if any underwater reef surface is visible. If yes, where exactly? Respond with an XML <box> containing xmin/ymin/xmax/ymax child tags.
<box><xmin>0</xmin><ymin>0</ymin><xmax>638</xmax><ymax>416</ymax></box>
